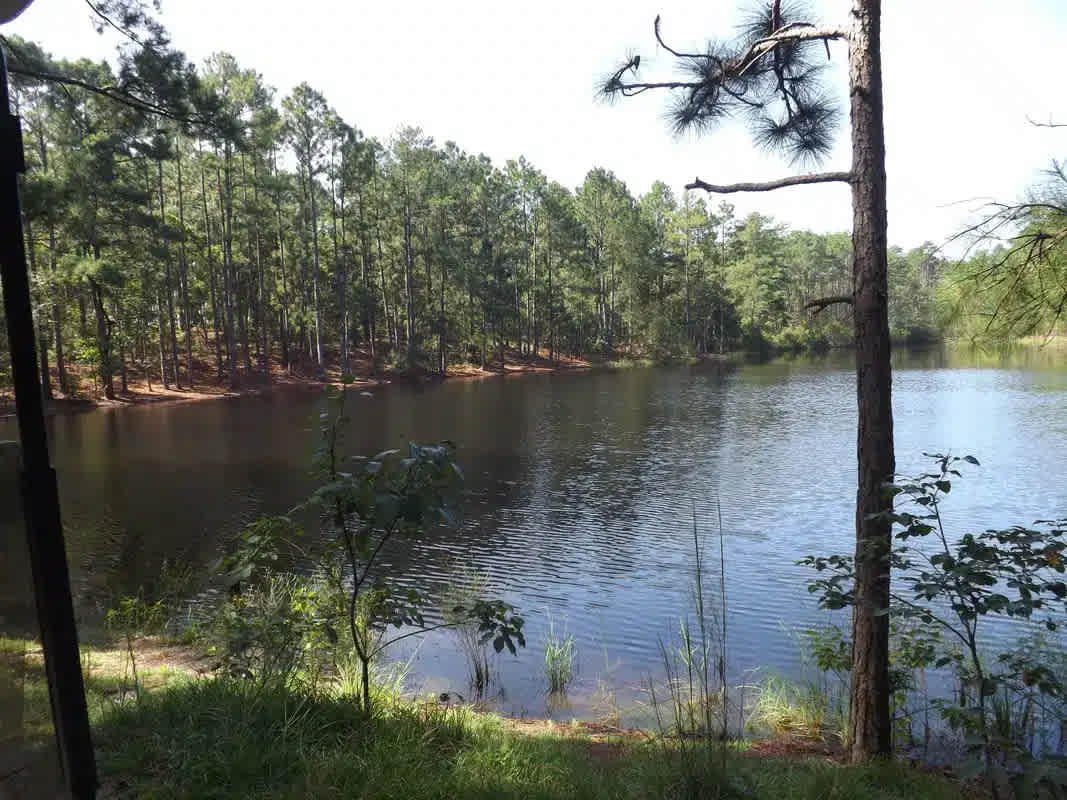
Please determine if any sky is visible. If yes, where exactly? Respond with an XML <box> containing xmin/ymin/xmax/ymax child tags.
<box><xmin>6</xmin><ymin>0</ymin><xmax>1067</xmax><ymax>252</ymax></box>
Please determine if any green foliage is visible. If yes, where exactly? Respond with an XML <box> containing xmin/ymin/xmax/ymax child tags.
<box><xmin>207</xmin><ymin>571</ymin><xmax>338</xmax><ymax>691</ymax></box>
<box><xmin>219</xmin><ymin>386</ymin><xmax>525</xmax><ymax>714</ymax></box>
<box><xmin>801</xmin><ymin>452</ymin><xmax>1067</xmax><ymax>795</ymax></box>
<box><xmin>94</xmin><ymin>674</ymin><xmax>975</xmax><ymax>800</ymax></box>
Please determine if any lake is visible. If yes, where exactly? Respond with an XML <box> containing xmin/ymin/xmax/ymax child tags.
<box><xmin>4</xmin><ymin>345</ymin><xmax>1067</xmax><ymax>723</ymax></box>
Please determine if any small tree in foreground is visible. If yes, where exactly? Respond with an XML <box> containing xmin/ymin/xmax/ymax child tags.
<box><xmin>802</xmin><ymin>453</ymin><xmax>1067</xmax><ymax>798</ymax></box>
<box><xmin>220</xmin><ymin>380</ymin><xmax>525</xmax><ymax>714</ymax></box>
<box><xmin>601</xmin><ymin>0</ymin><xmax>894</xmax><ymax>760</ymax></box>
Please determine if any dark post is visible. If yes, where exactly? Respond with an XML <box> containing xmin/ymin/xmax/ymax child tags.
<box><xmin>0</xmin><ymin>46</ymin><xmax>97</xmax><ymax>799</ymax></box>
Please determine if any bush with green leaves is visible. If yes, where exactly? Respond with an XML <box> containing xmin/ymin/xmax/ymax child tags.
<box><xmin>207</xmin><ymin>571</ymin><xmax>339</xmax><ymax>691</ymax></box>
<box><xmin>217</xmin><ymin>382</ymin><xmax>525</xmax><ymax>715</ymax></box>
<box><xmin>801</xmin><ymin>452</ymin><xmax>1067</xmax><ymax>797</ymax></box>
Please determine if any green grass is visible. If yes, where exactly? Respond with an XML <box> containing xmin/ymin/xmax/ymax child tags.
<box><xmin>544</xmin><ymin>620</ymin><xmax>576</xmax><ymax>695</ymax></box>
<box><xmin>4</xmin><ymin>636</ymin><xmax>968</xmax><ymax>799</ymax></box>
<box><xmin>88</xmin><ymin>678</ymin><xmax>967</xmax><ymax>800</ymax></box>
<box><xmin>747</xmin><ymin>674</ymin><xmax>847</xmax><ymax>743</ymax></box>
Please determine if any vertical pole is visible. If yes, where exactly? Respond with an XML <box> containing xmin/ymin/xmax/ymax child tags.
<box><xmin>0</xmin><ymin>47</ymin><xmax>97</xmax><ymax>799</ymax></box>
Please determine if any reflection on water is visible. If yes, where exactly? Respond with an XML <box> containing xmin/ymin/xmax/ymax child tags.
<box><xmin>2</xmin><ymin>344</ymin><xmax>1066</xmax><ymax>719</ymax></box>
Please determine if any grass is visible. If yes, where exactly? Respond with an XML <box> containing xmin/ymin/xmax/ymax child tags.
<box><xmin>442</xmin><ymin>561</ymin><xmax>494</xmax><ymax>696</ymax></box>
<box><xmin>90</xmin><ymin>678</ymin><xmax>967</xmax><ymax>800</ymax></box>
<box><xmin>2</xmin><ymin>636</ymin><xmax>969</xmax><ymax>799</ymax></box>
<box><xmin>544</xmin><ymin>619</ymin><xmax>577</xmax><ymax>695</ymax></box>
<box><xmin>748</xmin><ymin>674</ymin><xmax>846</xmax><ymax>743</ymax></box>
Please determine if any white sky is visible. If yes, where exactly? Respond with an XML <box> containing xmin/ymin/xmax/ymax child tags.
<box><xmin>7</xmin><ymin>0</ymin><xmax>1067</xmax><ymax>251</ymax></box>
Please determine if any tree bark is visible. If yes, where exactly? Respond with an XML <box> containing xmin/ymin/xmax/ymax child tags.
<box><xmin>199</xmin><ymin>150</ymin><xmax>224</xmax><ymax>379</ymax></box>
<box><xmin>157</xmin><ymin>157</ymin><xmax>181</xmax><ymax>389</ymax></box>
<box><xmin>847</xmin><ymin>0</ymin><xmax>894</xmax><ymax>763</ymax></box>
<box><xmin>88</xmin><ymin>274</ymin><xmax>114</xmax><ymax>400</ymax></box>
<box><xmin>273</xmin><ymin>147</ymin><xmax>291</xmax><ymax>375</ymax></box>
<box><xmin>218</xmin><ymin>153</ymin><xmax>239</xmax><ymax>390</ymax></box>
<box><xmin>176</xmin><ymin>142</ymin><xmax>194</xmax><ymax>387</ymax></box>
<box><xmin>308</xmin><ymin>156</ymin><xmax>325</xmax><ymax>372</ymax></box>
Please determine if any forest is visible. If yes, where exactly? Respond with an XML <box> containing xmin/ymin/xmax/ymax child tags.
<box><xmin>0</xmin><ymin>24</ymin><xmax>1005</xmax><ymax>404</ymax></box>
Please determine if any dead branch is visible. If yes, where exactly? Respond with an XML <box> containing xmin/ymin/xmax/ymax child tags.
<box><xmin>804</xmin><ymin>295</ymin><xmax>854</xmax><ymax>315</ymax></box>
<box><xmin>686</xmin><ymin>171</ymin><xmax>851</xmax><ymax>194</ymax></box>
<box><xmin>737</xmin><ymin>25</ymin><xmax>849</xmax><ymax>77</ymax></box>
<box><xmin>1027</xmin><ymin>115</ymin><xmax>1067</xmax><ymax>129</ymax></box>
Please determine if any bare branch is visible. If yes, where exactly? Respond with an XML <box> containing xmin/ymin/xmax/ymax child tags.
<box><xmin>84</xmin><ymin>0</ymin><xmax>149</xmax><ymax>49</ymax></box>
<box><xmin>737</xmin><ymin>25</ymin><xmax>849</xmax><ymax>77</ymax></box>
<box><xmin>804</xmin><ymin>295</ymin><xmax>854</xmax><ymax>315</ymax></box>
<box><xmin>653</xmin><ymin>14</ymin><xmax>709</xmax><ymax>60</ymax></box>
<box><xmin>613</xmin><ymin>79</ymin><xmax>706</xmax><ymax>97</ymax></box>
<box><xmin>686</xmin><ymin>170</ymin><xmax>851</xmax><ymax>194</ymax></box>
<box><xmin>1027</xmin><ymin>115</ymin><xmax>1067</xmax><ymax>129</ymax></box>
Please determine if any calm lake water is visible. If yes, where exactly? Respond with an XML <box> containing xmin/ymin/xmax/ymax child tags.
<box><xmin>4</xmin><ymin>345</ymin><xmax>1067</xmax><ymax>721</ymax></box>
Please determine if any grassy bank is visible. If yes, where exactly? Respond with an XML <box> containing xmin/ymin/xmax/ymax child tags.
<box><xmin>4</xmin><ymin>637</ymin><xmax>969</xmax><ymax>799</ymax></box>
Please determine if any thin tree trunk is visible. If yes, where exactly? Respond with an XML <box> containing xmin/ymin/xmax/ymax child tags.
<box><xmin>330</xmin><ymin>151</ymin><xmax>348</xmax><ymax>373</ymax></box>
<box><xmin>88</xmin><ymin>274</ymin><xmax>114</xmax><ymax>399</ymax></box>
<box><xmin>237</xmin><ymin>155</ymin><xmax>254</xmax><ymax>372</ymax></box>
<box><xmin>438</xmin><ymin>235</ymin><xmax>446</xmax><ymax>375</ymax></box>
<box><xmin>847</xmin><ymin>0</ymin><xmax>894</xmax><ymax>763</ymax></box>
<box><xmin>22</xmin><ymin>213</ymin><xmax>51</xmax><ymax>401</ymax></box>
<box><xmin>403</xmin><ymin>213</ymin><xmax>415</xmax><ymax>365</ymax></box>
<box><xmin>273</xmin><ymin>147</ymin><xmax>291</xmax><ymax>374</ymax></box>
<box><xmin>308</xmin><ymin>158</ymin><xmax>325</xmax><ymax>372</ymax></box>
<box><xmin>157</xmin><ymin>157</ymin><xmax>181</xmax><ymax>389</ymax></box>
<box><xmin>176</xmin><ymin>142</ymin><xmax>194</xmax><ymax>387</ymax></box>
<box><xmin>358</xmin><ymin>193</ymin><xmax>375</xmax><ymax>365</ymax></box>
<box><xmin>218</xmin><ymin>151</ymin><xmax>239</xmax><ymax>389</ymax></box>
<box><xmin>252</xmin><ymin>153</ymin><xmax>269</xmax><ymax>377</ymax></box>
<box><xmin>35</xmin><ymin>128</ymin><xmax>67</xmax><ymax>394</ymax></box>
<box><xmin>199</xmin><ymin>151</ymin><xmax>224</xmax><ymax>379</ymax></box>
<box><xmin>157</xmin><ymin>293</ymin><xmax>168</xmax><ymax>389</ymax></box>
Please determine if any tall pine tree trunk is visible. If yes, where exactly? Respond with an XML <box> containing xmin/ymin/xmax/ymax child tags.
<box><xmin>157</xmin><ymin>158</ymin><xmax>182</xmax><ymax>389</ymax></box>
<box><xmin>847</xmin><ymin>0</ymin><xmax>894</xmax><ymax>763</ymax></box>
<box><xmin>218</xmin><ymin>153</ymin><xmax>239</xmax><ymax>390</ymax></box>
<box><xmin>88</xmin><ymin>272</ymin><xmax>114</xmax><ymax>400</ymax></box>
<box><xmin>50</xmin><ymin>223</ymin><xmax>66</xmax><ymax>394</ymax></box>
<box><xmin>252</xmin><ymin>153</ymin><xmax>269</xmax><ymax>377</ymax></box>
<box><xmin>22</xmin><ymin>213</ymin><xmax>51</xmax><ymax>401</ymax></box>
<box><xmin>35</xmin><ymin>128</ymin><xmax>67</xmax><ymax>395</ymax></box>
<box><xmin>308</xmin><ymin>160</ymin><xmax>325</xmax><ymax>372</ymax></box>
<box><xmin>273</xmin><ymin>148</ymin><xmax>291</xmax><ymax>374</ymax></box>
<box><xmin>200</xmin><ymin>152</ymin><xmax>224</xmax><ymax>379</ymax></box>
<box><xmin>330</xmin><ymin>161</ymin><xmax>348</xmax><ymax>373</ymax></box>
<box><xmin>176</xmin><ymin>144</ymin><xmax>194</xmax><ymax>387</ymax></box>
<box><xmin>403</xmin><ymin>213</ymin><xmax>415</xmax><ymax>365</ymax></box>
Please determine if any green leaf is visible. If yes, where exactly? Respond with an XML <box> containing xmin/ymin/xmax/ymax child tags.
<box><xmin>493</xmin><ymin>635</ymin><xmax>505</xmax><ymax>653</ymax></box>
<box><xmin>963</xmin><ymin>455</ymin><xmax>980</xmax><ymax>466</ymax></box>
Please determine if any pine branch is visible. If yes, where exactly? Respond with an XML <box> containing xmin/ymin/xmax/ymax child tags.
<box><xmin>804</xmin><ymin>295</ymin><xmax>854</xmax><ymax>315</ymax></box>
<box><xmin>737</xmin><ymin>25</ymin><xmax>849</xmax><ymax>77</ymax></box>
<box><xmin>7</xmin><ymin>64</ymin><xmax>216</xmax><ymax>130</ymax></box>
<box><xmin>653</xmin><ymin>14</ymin><xmax>710</xmax><ymax>60</ymax></box>
<box><xmin>686</xmin><ymin>171</ymin><xmax>851</xmax><ymax>193</ymax></box>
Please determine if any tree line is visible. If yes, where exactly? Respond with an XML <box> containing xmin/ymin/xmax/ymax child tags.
<box><xmin>0</xmin><ymin>24</ymin><xmax>962</xmax><ymax>401</ymax></box>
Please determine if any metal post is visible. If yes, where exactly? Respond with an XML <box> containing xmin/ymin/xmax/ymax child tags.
<box><xmin>0</xmin><ymin>46</ymin><xmax>96</xmax><ymax>799</ymax></box>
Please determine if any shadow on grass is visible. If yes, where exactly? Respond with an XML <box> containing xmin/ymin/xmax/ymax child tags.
<box><xmin>87</xmin><ymin>678</ymin><xmax>970</xmax><ymax>800</ymax></box>
<box><xmin>92</xmin><ymin>679</ymin><xmax>656</xmax><ymax>800</ymax></box>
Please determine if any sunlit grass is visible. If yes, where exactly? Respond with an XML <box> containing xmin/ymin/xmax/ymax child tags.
<box><xmin>748</xmin><ymin>674</ymin><xmax>846</xmax><ymax>743</ymax></box>
<box><xmin>2</xmin><ymin>636</ymin><xmax>967</xmax><ymax>799</ymax></box>
<box><xmin>544</xmin><ymin>619</ymin><xmax>577</xmax><ymax>695</ymax></box>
